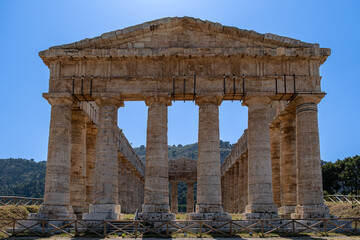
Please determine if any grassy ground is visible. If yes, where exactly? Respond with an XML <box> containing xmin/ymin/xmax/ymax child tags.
<box><xmin>0</xmin><ymin>205</ymin><xmax>39</xmax><ymax>219</ymax></box>
<box><xmin>327</xmin><ymin>202</ymin><xmax>360</xmax><ymax>218</ymax></box>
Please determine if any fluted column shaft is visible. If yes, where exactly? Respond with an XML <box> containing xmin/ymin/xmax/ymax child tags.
<box><xmin>292</xmin><ymin>96</ymin><xmax>329</xmax><ymax>218</ymax></box>
<box><xmin>234</xmin><ymin>162</ymin><xmax>239</xmax><ymax>213</ymax></box>
<box><xmin>196</xmin><ymin>96</ymin><xmax>223</xmax><ymax>213</ymax></box>
<box><xmin>83</xmin><ymin>95</ymin><xmax>123</xmax><ymax>220</ymax></box>
<box><xmin>170</xmin><ymin>182</ymin><xmax>178</xmax><ymax>213</ymax></box>
<box><xmin>243</xmin><ymin>154</ymin><xmax>249</xmax><ymax>208</ymax></box>
<box><xmin>39</xmin><ymin>93</ymin><xmax>76</xmax><ymax>219</ymax></box>
<box><xmin>187</xmin><ymin>182</ymin><xmax>195</xmax><ymax>213</ymax></box>
<box><xmin>279</xmin><ymin>111</ymin><xmax>297</xmax><ymax>216</ymax></box>
<box><xmin>243</xmin><ymin>96</ymin><xmax>277</xmax><ymax>217</ymax></box>
<box><xmin>118</xmin><ymin>159</ymin><xmax>128</xmax><ymax>212</ymax></box>
<box><xmin>70</xmin><ymin>110</ymin><xmax>88</xmax><ymax>216</ymax></box>
<box><xmin>229</xmin><ymin>167</ymin><xmax>235</xmax><ymax>213</ymax></box>
<box><xmin>270</xmin><ymin>122</ymin><xmax>281</xmax><ymax>208</ymax></box>
<box><xmin>238</xmin><ymin>158</ymin><xmax>245</xmax><ymax>212</ymax></box>
<box><xmin>142</xmin><ymin>97</ymin><xmax>172</xmax><ymax>213</ymax></box>
<box><xmin>86</xmin><ymin>123</ymin><xmax>97</xmax><ymax>208</ymax></box>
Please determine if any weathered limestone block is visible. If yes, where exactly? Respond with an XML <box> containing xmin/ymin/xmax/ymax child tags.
<box><xmin>83</xmin><ymin>95</ymin><xmax>123</xmax><ymax>220</ymax></box>
<box><xmin>187</xmin><ymin>182</ymin><xmax>195</xmax><ymax>213</ymax></box>
<box><xmin>33</xmin><ymin>93</ymin><xmax>76</xmax><ymax>220</ymax></box>
<box><xmin>190</xmin><ymin>95</ymin><xmax>230</xmax><ymax>220</ymax></box>
<box><xmin>242</xmin><ymin>96</ymin><xmax>278</xmax><ymax>219</ymax></box>
<box><xmin>291</xmin><ymin>96</ymin><xmax>329</xmax><ymax>219</ymax></box>
<box><xmin>86</xmin><ymin>123</ymin><xmax>97</xmax><ymax>208</ymax></box>
<box><xmin>139</xmin><ymin>95</ymin><xmax>175</xmax><ymax>220</ymax></box>
<box><xmin>170</xmin><ymin>182</ymin><xmax>178</xmax><ymax>213</ymax></box>
<box><xmin>70</xmin><ymin>110</ymin><xmax>88</xmax><ymax>217</ymax></box>
<box><xmin>279</xmin><ymin>110</ymin><xmax>297</xmax><ymax>217</ymax></box>
<box><xmin>270</xmin><ymin>121</ymin><xmax>281</xmax><ymax>209</ymax></box>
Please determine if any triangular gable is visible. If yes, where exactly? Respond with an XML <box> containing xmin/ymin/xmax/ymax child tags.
<box><xmin>46</xmin><ymin>17</ymin><xmax>318</xmax><ymax>52</ymax></box>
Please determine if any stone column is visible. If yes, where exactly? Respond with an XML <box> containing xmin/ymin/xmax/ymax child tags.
<box><xmin>190</xmin><ymin>95</ymin><xmax>230</xmax><ymax>220</ymax></box>
<box><xmin>70</xmin><ymin>110</ymin><xmax>88</xmax><ymax>217</ymax></box>
<box><xmin>243</xmin><ymin>96</ymin><xmax>278</xmax><ymax>219</ymax></box>
<box><xmin>243</xmin><ymin>153</ymin><xmax>248</xmax><ymax>208</ymax></box>
<box><xmin>187</xmin><ymin>182</ymin><xmax>195</xmax><ymax>213</ymax></box>
<box><xmin>86</xmin><ymin>123</ymin><xmax>97</xmax><ymax>209</ymax></box>
<box><xmin>270</xmin><ymin>121</ymin><xmax>281</xmax><ymax>209</ymax></box>
<box><xmin>118</xmin><ymin>158</ymin><xmax>128</xmax><ymax>212</ymax></box>
<box><xmin>34</xmin><ymin>93</ymin><xmax>76</xmax><ymax>219</ymax></box>
<box><xmin>170</xmin><ymin>182</ymin><xmax>178</xmax><ymax>213</ymax></box>
<box><xmin>229</xmin><ymin>167</ymin><xmax>235</xmax><ymax>213</ymax></box>
<box><xmin>129</xmin><ymin>169</ymin><xmax>135</xmax><ymax>212</ymax></box>
<box><xmin>234</xmin><ymin>162</ymin><xmax>239</xmax><ymax>213</ymax></box>
<box><xmin>238</xmin><ymin>158</ymin><xmax>245</xmax><ymax>213</ymax></box>
<box><xmin>279</xmin><ymin>110</ymin><xmax>297</xmax><ymax>217</ymax></box>
<box><xmin>125</xmin><ymin>165</ymin><xmax>131</xmax><ymax>213</ymax></box>
<box><xmin>139</xmin><ymin>95</ymin><xmax>174</xmax><ymax>220</ymax></box>
<box><xmin>83</xmin><ymin>95</ymin><xmax>123</xmax><ymax>220</ymax></box>
<box><xmin>291</xmin><ymin>96</ymin><xmax>329</xmax><ymax>219</ymax></box>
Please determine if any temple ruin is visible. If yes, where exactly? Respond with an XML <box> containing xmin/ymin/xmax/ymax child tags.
<box><xmin>34</xmin><ymin>17</ymin><xmax>330</xmax><ymax>221</ymax></box>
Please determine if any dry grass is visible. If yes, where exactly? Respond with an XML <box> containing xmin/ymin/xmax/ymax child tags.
<box><xmin>326</xmin><ymin>202</ymin><xmax>360</xmax><ymax>218</ymax></box>
<box><xmin>0</xmin><ymin>205</ymin><xmax>40</xmax><ymax>219</ymax></box>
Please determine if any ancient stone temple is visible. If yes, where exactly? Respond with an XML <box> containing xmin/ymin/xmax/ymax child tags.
<box><xmin>169</xmin><ymin>157</ymin><xmax>197</xmax><ymax>214</ymax></box>
<box><xmin>36</xmin><ymin>17</ymin><xmax>330</xmax><ymax>220</ymax></box>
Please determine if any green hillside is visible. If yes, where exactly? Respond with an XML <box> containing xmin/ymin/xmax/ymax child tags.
<box><xmin>134</xmin><ymin>140</ymin><xmax>234</xmax><ymax>163</ymax></box>
<box><xmin>0</xmin><ymin>158</ymin><xmax>46</xmax><ymax>198</ymax></box>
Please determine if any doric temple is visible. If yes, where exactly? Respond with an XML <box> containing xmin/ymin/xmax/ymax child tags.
<box><xmin>35</xmin><ymin>17</ymin><xmax>330</xmax><ymax>221</ymax></box>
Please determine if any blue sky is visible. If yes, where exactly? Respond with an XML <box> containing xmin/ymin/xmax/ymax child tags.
<box><xmin>0</xmin><ymin>0</ymin><xmax>359</xmax><ymax>162</ymax></box>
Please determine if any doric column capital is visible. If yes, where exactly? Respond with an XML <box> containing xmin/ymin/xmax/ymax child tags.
<box><xmin>43</xmin><ymin>93</ymin><xmax>73</xmax><ymax>106</ymax></box>
<box><xmin>294</xmin><ymin>93</ymin><xmax>325</xmax><ymax>106</ymax></box>
<box><xmin>195</xmin><ymin>94</ymin><xmax>223</xmax><ymax>106</ymax></box>
<box><xmin>144</xmin><ymin>93</ymin><xmax>172</xmax><ymax>107</ymax></box>
<box><xmin>92</xmin><ymin>93</ymin><xmax>124</xmax><ymax>108</ymax></box>
<box><xmin>242</xmin><ymin>95</ymin><xmax>272</xmax><ymax>107</ymax></box>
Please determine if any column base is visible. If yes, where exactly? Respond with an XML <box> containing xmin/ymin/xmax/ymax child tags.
<box><xmin>142</xmin><ymin>203</ymin><xmax>170</xmax><ymax>213</ymax></box>
<box><xmin>195</xmin><ymin>204</ymin><xmax>224</xmax><ymax>213</ymax></box>
<box><xmin>291</xmin><ymin>204</ymin><xmax>330</xmax><ymax>219</ymax></box>
<box><xmin>137</xmin><ymin>212</ymin><xmax>175</xmax><ymax>221</ymax></box>
<box><xmin>188</xmin><ymin>212</ymin><xmax>231</xmax><ymax>220</ymax></box>
<box><xmin>278</xmin><ymin>205</ymin><xmax>296</xmax><ymax>219</ymax></box>
<box><xmin>242</xmin><ymin>203</ymin><xmax>279</xmax><ymax>219</ymax></box>
<box><xmin>30</xmin><ymin>205</ymin><xmax>76</xmax><ymax>220</ymax></box>
<box><xmin>73</xmin><ymin>206</ymin><xmax>88</xmax><ymax>219</ymax></box>
<box><xmin>82</xmin><ymin>204</ymin><xmax>123</xmax><ymax>220</ymax></box>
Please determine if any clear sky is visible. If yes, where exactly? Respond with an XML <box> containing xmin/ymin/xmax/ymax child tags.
<box><xmin>0</xmin><ymin>0</ymin><xmax>359</xmax><ymax>162</ymax></box>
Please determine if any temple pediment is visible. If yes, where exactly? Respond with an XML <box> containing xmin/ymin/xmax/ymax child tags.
<box><xmin>40</xmin><ymin>17</ymin><xmax>330</xmax><ymax>61</ymax></box>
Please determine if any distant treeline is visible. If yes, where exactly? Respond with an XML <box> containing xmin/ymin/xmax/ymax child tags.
<box><xmin>322</xmin><ymin>155</ymin><xmax>360</xmax><ymax>195</ymax></box>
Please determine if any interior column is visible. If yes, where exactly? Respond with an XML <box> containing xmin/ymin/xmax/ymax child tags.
<box><xmin>70</xmin><ymin>110</ymin><xmax>88</xmax><ymax>218</ymax></box>
<box><xmin>243</xmin><ymin>96</ymin><xmax>278</xmax><ymax>219</ymax></box>
<box><xmin>139</xmin><ymin>95</ymin><xmax>174</xmax><ymax>220</ymax></box>
<box><xmin>270</xmin><ymin>121</ymin><xmax>281</xmax><ymax>209</ymax></box>
<box><xmin>187</xmin><ymin>182</ymin><xmax>195</xmax><ymax>213</ymax></box>
<box><xmin>279</xmin><ymin>110</ymin><xmax>297</xmax><ymax>217</ymax></box>
<box><xmin>190</xmin><ymin>95</ymin><xmax>230</xmax><ymax>220</ymax></box>
<box><xmin>170</xmin><ymin>181</ymin><xmax>179</xmax><ymax>213</ymax></box>
<box><xmin>83</xmin><ymin>95</ymin><xmax>123</xmax><ymax>220</ymax></box>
